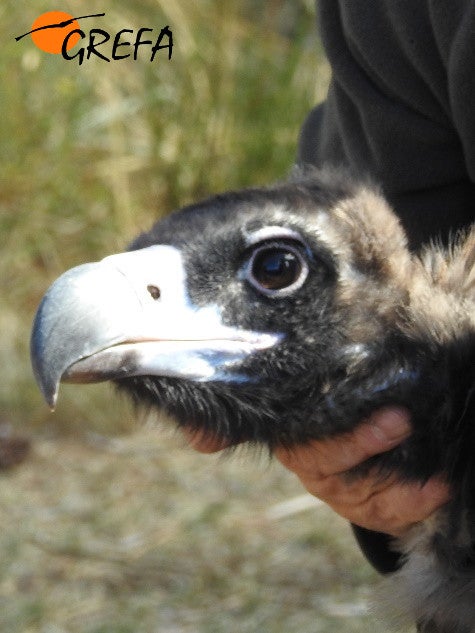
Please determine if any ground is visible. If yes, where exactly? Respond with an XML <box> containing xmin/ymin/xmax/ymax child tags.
<box><xmin>0</xmin><ymin>423</ymin><xmax>387</xmax><ymax>633</ymax></box>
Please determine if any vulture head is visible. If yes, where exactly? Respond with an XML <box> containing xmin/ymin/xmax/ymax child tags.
<box><xmin>31</xmin><ymin>167</ymin><xmax>475</xmax><ymax>631</ymax></box>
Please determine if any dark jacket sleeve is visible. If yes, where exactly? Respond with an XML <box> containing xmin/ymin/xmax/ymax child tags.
<box><xmin>299</xmin><ymin>0</ymin><xmax>475</xmax><ymax>250</ymax></box>
<box><xmin>299</xmin><ymin>0</ymin><xmax>475</xmax><ymax>574</ymax></box>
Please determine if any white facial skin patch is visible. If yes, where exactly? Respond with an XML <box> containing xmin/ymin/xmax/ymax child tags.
<box><xmin>31</xmin><ymin>245</ymin><xmax>282</xmax><ymax>407</ymax></box>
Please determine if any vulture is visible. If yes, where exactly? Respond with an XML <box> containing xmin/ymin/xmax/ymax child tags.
<box><xmin>31</xmin><ymin>167</ymin><xmax>475</xmax><ymax>632</ymax></box>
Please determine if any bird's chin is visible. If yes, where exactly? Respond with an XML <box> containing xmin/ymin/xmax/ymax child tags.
<box><xmin>114</xmin><ymin>373</ymin><xmax>282</xmax><ymax>449</ymax></box>
<box><xmin>181</xmin><ymin>426</ymin><xmax>237</xmax><ymax>453</ymax></box>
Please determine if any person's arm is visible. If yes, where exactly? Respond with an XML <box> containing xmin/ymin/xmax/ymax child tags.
<box><xmin>300</xmin><ymin>0</ymin><xmax>475</xmax><ymax>251</ymax></box>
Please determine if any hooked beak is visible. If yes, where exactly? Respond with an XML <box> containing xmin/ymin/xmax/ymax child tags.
<box><xmin>31</xmin><ymin>245</ymin><xmax>280</xmax><ymax>409</ymax></box>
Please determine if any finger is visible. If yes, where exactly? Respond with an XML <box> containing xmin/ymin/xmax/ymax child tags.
<box><xmin>330</xmin><ymin>476</ymin><xmax>451</xmax><ymax>536</ymax></box>
<box><xmin>274</xmin><ymin>407</ymin><xmax>411</xmax><ymax>478</ymax></box>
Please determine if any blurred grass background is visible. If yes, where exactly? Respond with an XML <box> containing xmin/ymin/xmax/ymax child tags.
<box><xmin>1</xmin><ymin>0</ymin><xmax>331</xmax><ymax>435</ymax></box>
<box><xmin>0</xmin><ymin>1</ymin><xmax>393</xmax><ymax>632</ymax></box>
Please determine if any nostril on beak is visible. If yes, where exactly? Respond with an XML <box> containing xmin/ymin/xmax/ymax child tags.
<box><xmin>147</xmin><ymin>285</ymin><xmax>161</xmax><ymax>300</ymax></box>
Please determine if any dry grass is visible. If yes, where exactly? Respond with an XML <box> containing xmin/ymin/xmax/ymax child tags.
<box><xmin>0</xmin><ymin>1</ymin><xmax>406</xmax><ymax>631</ymax></box>
<box><xmin>0</xmin><ymin>426</ymin><xmax>383</xmax><ymax>633</ymax></box>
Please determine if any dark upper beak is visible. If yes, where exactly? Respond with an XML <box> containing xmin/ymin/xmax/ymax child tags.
<box><xmin>31</xmin><ymin>245</ymin><xmax>280</xmax><ymax>409</ymax></box>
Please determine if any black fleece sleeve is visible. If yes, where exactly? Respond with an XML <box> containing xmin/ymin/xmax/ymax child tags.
<box><xmin>299</xmin><ymin>0</ymin><xmax>475</xmax><ymax>250</ymax></box>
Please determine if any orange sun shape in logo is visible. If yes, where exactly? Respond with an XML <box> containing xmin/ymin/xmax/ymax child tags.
<box><xmin>30</xmin><ymin>11</ymin><xmax>81</xmax><ymax>54</ymax></box>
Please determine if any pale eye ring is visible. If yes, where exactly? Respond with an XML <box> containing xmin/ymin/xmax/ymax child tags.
<box><xmin>245</xmin><ymin>242</ymin><xmax>309</xmax><ymax>297</ymax></box>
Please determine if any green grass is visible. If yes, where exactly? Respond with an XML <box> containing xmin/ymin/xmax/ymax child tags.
<box><xmin>0</xmin><ymin>2</ymin><xmax>408</xmax><ymax>631</ymax></box>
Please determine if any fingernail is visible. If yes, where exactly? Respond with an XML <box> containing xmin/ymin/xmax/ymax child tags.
<box><xmin>369</xmin><ymin>407</ymin><xmax>411</xmax><ymax>443</ymax></box>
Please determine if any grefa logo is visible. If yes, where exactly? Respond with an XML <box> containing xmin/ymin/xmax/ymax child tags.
<box><xmin>15</xmin><ymin>11</ymin><xmax>173</xmax><ymax>65</ymax></box>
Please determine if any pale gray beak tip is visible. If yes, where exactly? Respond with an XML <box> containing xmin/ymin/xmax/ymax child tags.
<box><xmin>30</xmin><ymin>262</ymin><xmax>112</xmax><ymax>410</ymax></box>
<box><xmin>31</xmin><ymin>298</ymin><xmax>61</xmax><ymax>410</ymax></box>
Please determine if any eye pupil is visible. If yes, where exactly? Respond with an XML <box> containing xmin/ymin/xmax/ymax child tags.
<box><xmin>252</xmin><ymin>248</ymin><xmax>302</xmax><ymax>291</ymax></box>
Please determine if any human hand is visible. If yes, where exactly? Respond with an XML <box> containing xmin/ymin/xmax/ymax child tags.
<box><xmin>273</xmin><ymin>407</ymin><xmax>451</xmax><ymax>536</ymax></box>
<box><xmin>182</xmin><ymin>407</ymin><xmax>451</xmax><ymax>537</ymax></box>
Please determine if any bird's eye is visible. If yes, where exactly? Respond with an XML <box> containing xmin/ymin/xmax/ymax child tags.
<box><xmin>252</xmin><ymin>248</ymin><xmax>300</xmax><ymax>290</ymax></box>
<box><xmin>245</xmin><ymin>243</ymin><xmax>308</xmax><ymax>297</ymax></box>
